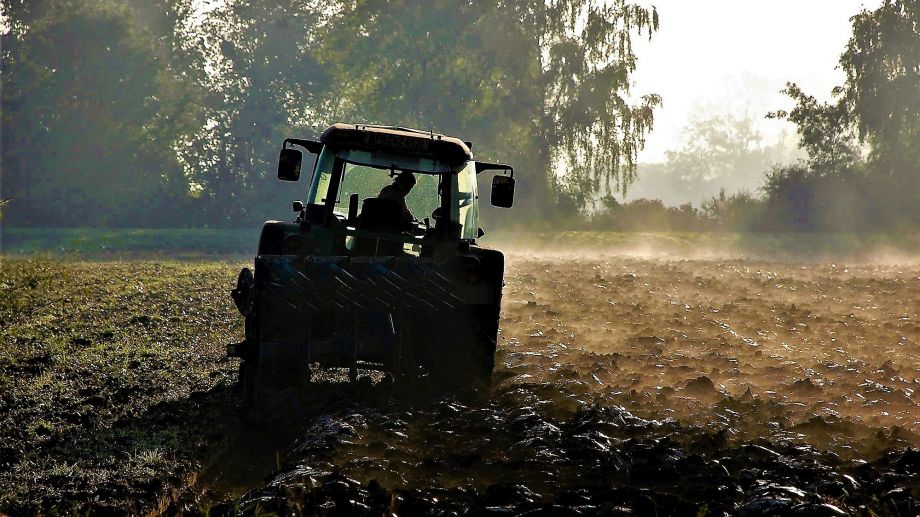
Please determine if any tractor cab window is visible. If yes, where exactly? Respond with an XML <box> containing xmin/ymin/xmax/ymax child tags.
<box><xmin>454</xmin><ymin>161</ymin><xmax>479</xmax><ymax>239</ymax></box>
<box><xmin>309</xmin><ymin>147</ymin><xmax>446</xmax><ymax>228</ymax></box>
<box><xmin>335</xmin><ymin>162</ymin><xmax>440</xmax><ymax>223</ymax></box>
<box><xmin>308</xmin><ymin>146</ymin><xmax>478</xmax><ymax>238</ymax></box>
<box><xmin>309</xmin><ymin>146</ymin><xmax>336</xmax><ymax>204</ymax></box>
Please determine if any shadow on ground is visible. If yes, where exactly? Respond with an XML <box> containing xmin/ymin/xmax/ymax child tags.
<box><xmin>1</xmin><ymin>381</ymin><xmax>235</xmax><ymax>514</ymax></box>
<box><xmin>175</xmin><ymin>372</ymin><xmax>920</xmax><ymax>516</ymax></box>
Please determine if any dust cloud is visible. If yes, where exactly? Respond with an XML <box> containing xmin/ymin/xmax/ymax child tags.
<box><xmin>498</xmin><ymin>252</ymin><xmax>920</xmax><ymax>435</ymax></box>
<box><xmin>183</xmin><ymin>247</ymin><xmax>920</xmax><ymax>515</ymax></box>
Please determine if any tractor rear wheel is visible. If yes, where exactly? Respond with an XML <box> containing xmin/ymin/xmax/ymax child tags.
<box><xmin>236</xmin><ymin>342</ymin><xmax>311</xmax><ymax>417</ymax></box>
<box><xmin>416</xmin><ymin>311</ymin><xmax>495</xmax><ymax>397</ymax></box>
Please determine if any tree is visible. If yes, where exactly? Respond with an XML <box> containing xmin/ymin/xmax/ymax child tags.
<box><xmin>773</xmin><ymin>0</ymin><xmax>920</xmax><ymax>177</ymax></box>
<box><xmin>1</xmin><ymin>0</ymin><xmax>204</xmax><ymax>227</ymax></box>
<box><xmin>667</xmin><ymin>113</ymin><xmax>788</xmax><ymax>183</ymax></box>
<box><xmin>625</xmin><ymin>113</ymin><xmax>800</xmax><ymax>207</ymax></box>
<box><xmin>840</xmin><ymin>0</ymin><xmax>920</xmax><ymax>180</ymax></box>
<box><xmin>316</xmin><ymin>0</ymin><xmax>660</xmax><ymax>216</ymax></box>
<box><xmin>184</xmin><ymin>0</ymin><xmax>332</xmax><ymax>225</ymax></box>
<box><xmin>769</xmin><ymin>83</ymin><xmax>862</xmax><ymax>173</ymax></box>
<box><xmin>766</xmin><ymin>0</ymin><xmax>920</xmax><ymax>230</ymax></box>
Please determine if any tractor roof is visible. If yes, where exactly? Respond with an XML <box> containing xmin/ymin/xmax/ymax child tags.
<box><xmin>320</xmin><ymin>123</ymin><xmax>473</xmax><ymax>165</ymax></box>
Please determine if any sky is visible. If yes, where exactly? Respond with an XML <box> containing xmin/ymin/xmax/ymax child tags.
<box><xmin>182</xmin><ymin>0</ymin><xmax>878</xmax><ymax>165</ymax></box>
<box><xmin>631</xmin><ymin>0</ymin><xmax>882</xmax><ymax>162</ymax></box>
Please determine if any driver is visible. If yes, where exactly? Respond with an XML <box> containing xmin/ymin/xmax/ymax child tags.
<box><xmin>377</xmin><ymin>171</ymin><xmax>417</xmax><ymax>225</ymax></box>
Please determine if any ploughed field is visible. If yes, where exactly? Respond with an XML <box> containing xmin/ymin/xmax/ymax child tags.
<box><xmin>2</xmin><ymin>253</ymin><xmax>919</xmax><ymax>515</ymax></box>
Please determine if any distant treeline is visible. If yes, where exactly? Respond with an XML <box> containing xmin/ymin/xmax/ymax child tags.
<box><xmin>1</xmin><ymin>0</ymin><xmax>659</xmax><ymax>228</ymax></box>
<box><xmin>2</xmin><ymin>0</ymin><xmax>917</xmax><ymax>233</ymax></box>
<box><xmin>577</xmin><ymin>0</ymin><xmax>920</xmax><ymax>233</ymax></box>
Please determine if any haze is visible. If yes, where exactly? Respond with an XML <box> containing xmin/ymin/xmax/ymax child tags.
<box><xmin>633</xmin><ymin>0</ymin><xmax>882</xmax><ymax>162</ymax></box>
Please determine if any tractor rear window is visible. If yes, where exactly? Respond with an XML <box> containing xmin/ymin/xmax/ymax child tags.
<box><xmin>334</xmin><ymin>162</ymin><xmax>440</xmax><ymax>223</ymax></box>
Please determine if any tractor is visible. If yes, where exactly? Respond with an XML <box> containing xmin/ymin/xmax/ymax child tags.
<box><xmin>228</xmin><ymin>123</ymin><xmax>515</xmax><ymax>402</ymax></box>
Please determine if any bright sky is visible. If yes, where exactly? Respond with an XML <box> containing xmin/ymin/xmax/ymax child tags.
<box><xmin>632</xmin><ymin>0</ymin><xmax>882</xmax><ymax>162</ymax></box>
<box><xmin>186</xmin><ymin>0</ymin><xmax>879</xmax><ymax>164</ymax></box>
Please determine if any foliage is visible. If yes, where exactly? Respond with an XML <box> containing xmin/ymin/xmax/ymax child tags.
<box><xmin>1</xmin><ymin>0</ymin><xmax>205</xmax><ymax>227</ymax></box>
<box><xmin>310</xmin><ymin>0</ymin><xmax>661</xmax><ymax>214</ymax></box>
<box><xmin>699</xmin><ymin>190</ymin><xmax>762</xmax><ymax>231</ymax></box>
<box><xmin>182</xmin><ymin>0</ymin><xmax>333</xmax><ymax>225</ymax></box>
<box><xmin>762</xmin><ymin>0</ymin><xmax>920</xmax><ymax>232</ymax></box>
<box><xmin>2</xmin><ymin>0</ymin><xmax>660</xmax><ymax>227</ymax></box>
<box><xmin>590</xmin><ymin>197</ymin><xmax>707</xmax><ymax>232</ymax></box>
<box><xmin>756</xmin><ymin>162</ymin><xmax>920</xmax><ymax>232</ymax></box>
<box><xmin>841</xmin><ymin>0</ymin><xmax>920</xmax><ymax>177</ymax></box>
<box><xmin>587</xmin><ymin>189</ymin><xmax>763</xmax><ymax>233</ymax></box>
<box><xmin>768</xmin><ymin>84</ymin><xmax>862</xmax><ymax>173</ymax></box>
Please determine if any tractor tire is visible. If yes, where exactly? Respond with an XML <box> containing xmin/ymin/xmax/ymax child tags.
<box><xmin>237</xmin><ymin>352</ymin><xmax>311</xmax><ymax>420</ymax></box>
<box><xmin>237</xmin><ymin>359</ymin><xmax>259</xmax><ymax>411</ymax></box>
<box><xmin>237</xmin><ymin>314</ymin><xmax>311</xmax><ymax>417</ymax></box>
<box><xmin>419</xmin><ymin>311</ymin><xmax>495</xmax><ymax>398</ymax></box>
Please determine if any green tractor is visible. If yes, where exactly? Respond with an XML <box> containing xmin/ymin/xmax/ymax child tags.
<box><xmin>229</xmin><ymin>124</ymin><xmax>515</xmax><ymax>402</ymax></box>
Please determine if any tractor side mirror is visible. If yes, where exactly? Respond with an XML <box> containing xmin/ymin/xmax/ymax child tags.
<box><xmin>278</xmin><ymin>138</ymin><xmax>323</xmax><ymax>182</ymax></box>
<box><xmin>476</xmin><ymin>161</ymin><xmax>515</xmax><ymax>208</ymax></box>
<box><xmin>278</xmin><ymin>148</ymin><xmax>303</xmax><ymax>181</ymax></box>
<box><xmin>491</xmin><ymin>174</ymin><xmax>515</xmax><ymax>208</ymax></box>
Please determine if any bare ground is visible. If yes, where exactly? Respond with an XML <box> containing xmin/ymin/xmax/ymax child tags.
<box><xmin>2</xmin><ymin>251</ymin><xmax>920</xmax><ymax>515</ymax></box>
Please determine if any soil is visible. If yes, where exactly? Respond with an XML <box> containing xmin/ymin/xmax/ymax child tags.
<box><xmin>0</xmin><ymin>259</ymin><xmax>240</xmax><ymax>514</ymax></box>
<box><xmin>2</xmin><ymin>252</ymin><xmax>920</xmax><ymax>515</ymax></box>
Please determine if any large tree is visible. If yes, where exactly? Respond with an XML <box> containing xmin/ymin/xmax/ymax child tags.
<box><xmin>840</xmin><ymin>0</ymin><xmax>920</xmax><ymax>180</ymax></box>
<box><xmin>182</xmin><ymin>0</ymin><xmax>333</xmax><ymax>225</ymax></box>
<box><xmin>316</xmin><ymin>0</ymin><xmax>660</xmax><ymax>215</ymax></box>
<box><xmin>1</xmin><ymin>0</ymin><xmax>203</xmax><ymax>227</ymax></box>
<box><xmin>776</xmin><ymin>0</ymin><xmax>919</xmax><ymax>174</ymax></box>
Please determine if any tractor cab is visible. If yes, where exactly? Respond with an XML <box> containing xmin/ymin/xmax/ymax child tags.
<box><xmin>276</xmin><ymin>124</ymin><xmax>514</xmax><ymax>257</ymax></box>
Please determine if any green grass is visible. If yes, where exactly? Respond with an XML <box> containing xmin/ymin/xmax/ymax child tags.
<box><xmin>7</xmin><ymin>227</ymin><xmax>920</xmax><ymax>261</ymax></box>
<box><xmin>0</xmin><ymin>257</ymin><xmax>243</xmax><ymax>513</ymax></box>
<box><xmin>1</xmin><ymin>227</ymin><xmax>261</xmax><ymax>257</ymax></box>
